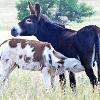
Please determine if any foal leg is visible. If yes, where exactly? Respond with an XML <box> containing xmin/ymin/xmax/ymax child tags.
<box><xmin>59</xmin><ymin>73</ymin><xmax>66</xmax><ymax>90</ymax></box>
<box><xmin>51</xmin><ymin>76</ymin><xmax>55</xmax><ymax>89</ymax></box>
<box><xmin>69</xmin><ymin>71</ymin><xmax>76</xmax><ymax>91</ymax></box>
<box><xmin>0</xmin><ymin>61</ymin><xmax>15</xmax><ymax>92</ymax></box>
<box><xmin>42</xmin><ymin>67</ymin><xmax>52</xmax><ymax>90</ymax></box>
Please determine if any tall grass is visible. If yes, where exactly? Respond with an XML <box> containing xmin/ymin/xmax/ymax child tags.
<box><xmin>0</xmin><ymin>69</ymin><xmax>100</xmax><ymax>100</ymax></box>
<box><xmin>0</xmin><ymin>0</ymin><xmax>100</xmax><ymax>100</ymax></box>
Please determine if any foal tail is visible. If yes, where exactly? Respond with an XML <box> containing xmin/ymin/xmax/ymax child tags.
<box><xmin>94</xmin><ymin>25</ymin><xmax>100</xmax><ymax>82</ymax></box>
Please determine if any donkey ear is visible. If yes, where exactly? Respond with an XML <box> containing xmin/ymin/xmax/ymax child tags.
<box><xmin>34</xmin><ymin>3</ymin><xmax>40</xmax><ymax>16</ymax></box>
<box><xmin>28</xmin><ymin>1</ymin><xmax>35</xmax><ymax>14</ymax></box>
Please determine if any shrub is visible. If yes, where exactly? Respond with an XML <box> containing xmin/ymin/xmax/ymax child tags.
<box><xmin>16</xmin><ymin>0</ymin><xmax>95</xmax><ymax>23</ymax></box>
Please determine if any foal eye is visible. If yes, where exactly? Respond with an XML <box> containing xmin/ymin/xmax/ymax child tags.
<box><xmin>58</xmin><ymin>65</ymin><xmax>60</xmax><ymax>68</ymax></box>
<box><xmin>26</xmin><ymin>18</ymin><xmax>32</xmax><ymax>24</ymax></box>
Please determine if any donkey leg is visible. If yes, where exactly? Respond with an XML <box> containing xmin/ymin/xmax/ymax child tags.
<box><xmin>97</xmin><ymin>63</ymin><xmax>100</xmax><ymax>88</ymax></box>
<box><xmin>97</xmin><ymin>62</ymin><xmax>100</xmax><ymax>83</ymax></box>
<box><xmin>59</xmin><ymin>73</ymin><xmax>66</xmax><ymax>90</ymax></box>
<box><xmin>82</xmin><ymin>56</ymin><xmax>98</xmax><ymax>88</ymax></box>
<box><xmin>84</xmin><ymin>66</ymin><xmax>97</xmax><ymax>88</ymax></box>
<box><xmin>69</xmin><ymin>71</ymin><xmax>76</xmax><ymax>91</ymax></box>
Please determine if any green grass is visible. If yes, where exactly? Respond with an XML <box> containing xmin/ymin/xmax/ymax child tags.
<box><xmin>0</xmin><ymin>69</ymin><xmax>100</xmax><ymax>100</ymax></box>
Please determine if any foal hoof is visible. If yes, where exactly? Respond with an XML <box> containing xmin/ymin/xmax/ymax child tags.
<box><xmin>92</xmin><ymin>80</ymin><xmax>98</xmax><ymax>90</ymax></box>
<box><xmin>97</xmin><ymin>82</ymin><xmax>100</xmax><ymax>89</ymax></box>
<box><xmin>98</xmin><ymin>82</ymin><xmax>100</xmax><ymax>85</ymax></box>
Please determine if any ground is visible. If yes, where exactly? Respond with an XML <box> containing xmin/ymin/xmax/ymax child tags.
<box><xmin>0</xmin><ymin>0</ymin><xmax>100</xmax><ymax>100</ymax></box>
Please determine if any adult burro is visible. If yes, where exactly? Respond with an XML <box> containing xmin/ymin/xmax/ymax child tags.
<box><xmin>0</xmin><ymin>38</ymin><xmax>83</xmax><ymax>91</ymax></box>
<box><xmin>11</xmin><ymin>2</ymin><xmax>100</xmax><ymax>90</ymax></box>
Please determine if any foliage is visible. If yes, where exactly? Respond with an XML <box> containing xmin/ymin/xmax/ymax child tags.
<box><xmin>16</xmin><ymin>0</ymin><xmax>95</xmax><ymax>23</ymax></box>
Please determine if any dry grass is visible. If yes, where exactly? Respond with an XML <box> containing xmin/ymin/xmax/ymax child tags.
<box><xmin>0</xmin><ymin>69</ymin><xmax>100</xmax><ymax>100</ymax></box>
<box><xmin>0</xmin><ymin>0</ymin><xmax>100</xmax><ymax>100</ymax></box>
<box><xmin>0</xmin><ymin>0</ymin><xmax>17</xmax><ymax>31</ymax></box>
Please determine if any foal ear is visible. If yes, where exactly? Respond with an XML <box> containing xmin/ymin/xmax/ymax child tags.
<box><xmin>57</xmin><ymin>60</ymin><xmax>64</xmax><ymax>64</ymax></box>
<box><xmin>34</xmin><ymin>3</ymin><xmax>40</xmax><ymax>16</ymax></box>
<box><xmin>28</xmin><ymin>1</ymin><xmax>35</xmax><ymax>14</ymax></box>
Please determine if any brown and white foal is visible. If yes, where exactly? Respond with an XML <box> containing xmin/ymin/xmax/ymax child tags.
<box><xmin>0</xmin><ymin>38</ymin><xmax>83</xmax><ymax>91</ymax></box>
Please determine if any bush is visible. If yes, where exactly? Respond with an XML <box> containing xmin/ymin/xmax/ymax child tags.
<box><xmin>16</xmin><ymin>0</ymin><xmax>95</xmax><ymax>23</ymax></box>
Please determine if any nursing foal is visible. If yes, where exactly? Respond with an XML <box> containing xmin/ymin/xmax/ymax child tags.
<box><xmin>0</xmin><ymin>38</ymin><xmax>83</xmax><ymax>91</ymax></box>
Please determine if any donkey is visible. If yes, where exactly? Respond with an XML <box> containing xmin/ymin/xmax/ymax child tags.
<box><xmin>11</xmin><ymin>2</ymin><xmax>100</xmax><ymax>90</ymax></box>
<box><xmin>0</xmin><ymin>38</ymin><xmax>83</xmax><ymax>91</ymax></box>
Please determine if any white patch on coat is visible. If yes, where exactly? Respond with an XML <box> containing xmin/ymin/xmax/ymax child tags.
<box><xmin>92</xmin><ymin>45</ymin><xmax>96</xmax><ymax>66</ymax></box>
<box><xmin>41</xmin><ymin>67</ymin><xmax>52</xmax><ymax>89</ymax></box>
<box><xmin>42</xmin><ymin>46</ymin><xmax>65</xmax><ymax>75</ymax></box>
<box><xmin>42</xmin><ymin>46</ymin><xmax>61</xmax><ymax>68</ymax></box>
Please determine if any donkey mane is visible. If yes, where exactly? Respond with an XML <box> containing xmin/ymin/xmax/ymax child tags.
<box><xmin>40</xmin><ymin>14</ymin><xmax>75</xmax><ymax>32</ymax></box>
<box><xmin>36</xmin><ymin>14</ymin><xmax>76</xmax><ymax>43</ymax></box>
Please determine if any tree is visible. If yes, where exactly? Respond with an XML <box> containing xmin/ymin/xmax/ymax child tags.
<box><xmin>16</xmin><ymin>0</ymin><xmax>95</xmax><ymax>23</ymax></box>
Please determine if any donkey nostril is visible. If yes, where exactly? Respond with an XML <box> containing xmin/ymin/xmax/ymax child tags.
<box><xmin>11</xmin><ymin>27</ymin><xmax>18</xmax><ymax>37</ymax></box>
<box><xmin>12</xmin><ymin>28</ymin><xmax>16</xmax><ymax>32</ymax></box>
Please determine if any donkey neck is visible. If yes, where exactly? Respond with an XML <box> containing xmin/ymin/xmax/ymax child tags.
<box><xmin>36</xmin><ymin>21</ymin><xmax>64</xmax><ymax>44</ymax></box>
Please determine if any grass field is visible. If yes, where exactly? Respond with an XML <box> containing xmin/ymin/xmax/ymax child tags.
<box><xmin>0</xmin><ymin>69</ymin><xmax>100</xmax><ymax>100</ymax></box>
<box><xmin>0</xmin><ymin>0</ymin><xmax>100</xmax><ymax>100</ymax></box>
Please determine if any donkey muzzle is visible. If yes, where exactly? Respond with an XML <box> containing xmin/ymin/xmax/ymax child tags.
<box><xmin>11</xmin><ymin>25</ymin><xmax>22</xmax><ymax>37</ymax></box>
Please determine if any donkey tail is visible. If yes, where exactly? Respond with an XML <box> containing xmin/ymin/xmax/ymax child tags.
<box><xmin>94</xmin><ymin>25</ymin><xmax>100</xmax><ymax>82</ymax></box>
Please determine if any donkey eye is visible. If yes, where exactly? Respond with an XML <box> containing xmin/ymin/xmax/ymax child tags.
<box><xmin>26</xmin><ymin>18</ymin><xmax>32</xmax><ymax>24</ymax></box>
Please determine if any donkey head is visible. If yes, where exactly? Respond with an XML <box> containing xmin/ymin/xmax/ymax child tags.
<box><xmin>11</xmin><ymin>1</ymin><xmax>41</xmax><ymax>37</ymax></box>
<box><xmin>11</xmin><ymin>1</ymin><xmax>65</xmax><ymax>37</ymax></box>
